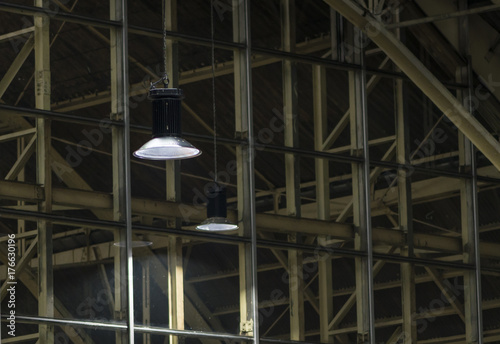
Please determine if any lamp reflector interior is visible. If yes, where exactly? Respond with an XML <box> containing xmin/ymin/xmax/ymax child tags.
<box><xmin>196</xmin><ymin>217</ymin><xmax>239</xmax><ymax>231</ymax></box>
<box><xmin>133</xmin><ymin>136</ymin><xmax>201</xmax><ymax>160</ymax></box>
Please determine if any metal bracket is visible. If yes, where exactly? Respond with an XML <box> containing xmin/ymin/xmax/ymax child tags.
<box><xmin>240</xmin><ymin>319</ymin><xmax>253</xmax><ymax>334</ymax></box>
<box><xmin>357</xmin><ymin>332</ymin><xmax>369</xmax><ymax>343</ymax></box>
<box><xmin>36</xmin><ymin>70</ymin><xmax>51</xmax><ymax>97</ymax></box>
<box><xmin>110</xmin><ymin>112</ymin><xmax>123</xmax><ymax>121</ymax></box>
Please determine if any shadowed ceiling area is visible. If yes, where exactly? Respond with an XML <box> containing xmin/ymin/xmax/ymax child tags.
<box><xmin>1</xmin><ymin>0</ymin><xmax>500</xmax><ymax>343</ymax></box>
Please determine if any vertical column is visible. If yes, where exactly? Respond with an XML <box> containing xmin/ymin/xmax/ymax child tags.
<box><xmin>314</xmin><ymin>64</ymin><xmax>333</xmax><ymax>343</ymax></box>
<box><xmin>143</xmin><ymin>261</ymin><xmax>151</xmax><ymax>344</ymax></box>
<box><xmin>457</xmin><ymin>1</ymin><xmax>482</xmax><ymax>342</ymax></box>
<box><xmin>281</xmin><ymin>1</ymin><xmax>304</xmax><ymax>339</ymax></box>
<box><xmin>164</xmin><ymin>2</ymin><xmax>185</xmax><ymax>343</ymax></box>
<box><xmin>346</xmin><ymin>25</ymin><xmax>374</xmax><ymax>344</ymax></box>
<box><xmin>110</xmin><ymin>0</ymin><xmax>134</xmax><ymax>343</ymax></box>
<box><xmin>281</xmin><ymin>0</ymin><xmax>301</xmax><ymax>219</ymax></box>
<box><xmin>233</xmin><ymin>0</ymin><xmax>258</xmax><ymax>340</ymax></box>
<box><xmin>395</xmin><ymin>70</ymin><xmax>416</xmax><ymax>344</ymax></box>
<box><xmin>168</xmin><ymin>236</ymin><xmax>184</xmax><ymax>343</ymax></box>
<box><xmin>394</xmin><ymin>23</ymin><xmax>416</xmax><ymax>343</ymax></box>
<box><xmin>34</xmin><ymin>1</ymin><xmax>53</xmax><ymax>343</ymax></box>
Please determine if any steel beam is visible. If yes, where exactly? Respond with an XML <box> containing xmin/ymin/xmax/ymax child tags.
<box><xmin>5</xmin><ymin>134</ymin><xmax>36</xmax><ymax>181</ymax></box>
<box><xmin>0</xmin><ymin>35</ymin><xmax>34</xmax><ymax>99</ymax></box>
<box><xmin>0</xmin><ymin>26</ymin><xmax>34</xmax><ymax>43</ymax></box>
<box><xmin>110</xmin><ymin>0</ymin><xmax>133</xmax><ymax>343</ymax></box>
<box><xmin>0</xmin><ymin>128</ymin><xmax>36</xmax><ymax>143</ymax></box>
<box><xmin>233</xmin><ymin>0</ymin><xmax>259</xmax><ymax>340</ymax></box>
<box><xmin>394</xmin><ymin>23</ymin><xmax>416</xmax><ymax>342</ymax></box>
<box><xmin>314</xmin><ymin>63</ymin><xmax>334</xmax><ymax>343</ymax></box>
<box><xmin>322</xmin><ymin>57</ymin><xmax>390</xmax><ymax>151</ymax></box>
<box><xmin>386</xmin><ymin>4</ymin><xmax>500</xmax><ymax>29</ymax></box>
<box><xmin>323</xmin><ymin>0</ymin><xmax>500</xmax><ymax>172</ymax></box>
<box><xmin>456</xmin><ymin>1</ymin><xmax>483</xmax><ymax>341</ymax></box>
<box><xmin>346</xmin><ymin>23</ymin><xmax>375</xmax><ymax>343</ymax></box>
<box><xmin>163</xmin><ymin>3</ymin><xmax>185</xmax><ymax>343</ymax></box>
<box><xmin>167</xmin><ymin>237</ymin><xmax>185</xmax><ymax>344</ymax></box>
<box><xmin>328</xmin><ymin>248</ymin><xmax>394</xmax><ymax>332</ymax></box>
<box><xmin>4</xmin><ymin>179</ymin><xmax>500</xmax><ymax>257</ymax></box>
<box><xmin>281</xmin><ymin>0</ymin><xmax>304</xmax><ymax>340</ymax></box>
<box><xmin>34</xmin><ymin>0</ymin><xmax>53</xmax><ymax>342</ymax></box>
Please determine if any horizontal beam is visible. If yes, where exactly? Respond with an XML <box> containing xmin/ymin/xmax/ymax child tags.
<box><xmin>1</xmin><ymin>180</ymin><xmax>500</xmax><ymax>257</ymax></box>
<box><xmin>295</xmin><ymin>165</ymin><xmax>500</xmax><ymax>219</ymax></box>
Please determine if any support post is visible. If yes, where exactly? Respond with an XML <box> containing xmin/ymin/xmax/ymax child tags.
<box><xmin>346</xmin><ymin>25</ymin><xmax>375</xmax><ymax>344</ymax></box>
<box><xmin>281</xmin><ymin>1</ymin><xmax>304</xmax><ymax>339</ymax></box>
<box><xmin>394</xmin><ymin>22</ymin><xmax>416</xmax><ymax>344</ymax></box>
<box><xmin>281</xmin><ymin>0</ymin><xmax>301</xmax><ymax>219</ymax></box>
<box><xmin>110</xmin><ymin>0</ymin><xmax>133</xmax><ymax>343</ymax></box>
<box><xmin>234</xmin><ymin>0</ymin><xmax>258</xmax><ymax>340</ymax></box>
<box><xmin>164</xmin><ymin>2</ymin><xmax>185</xmax><ymax>343</ymax></box>
<box><xmin>34</xmin><ymin>0</ymin><xmax>53</xmax><ymax>342</ymax></box>
<box><xmin>314</xmin><ymin>63</ymin><xmax>333</xmax><ymax>343</ymax></box>
<box><xmin>457</xmin><ymin>1</ymin><xmax>482</xmax><ymax>342</ymax></box>
<box><xmin>168</xmin><ymin>237</ymin><xmax>185</xmax><ymax>344</ymax></box>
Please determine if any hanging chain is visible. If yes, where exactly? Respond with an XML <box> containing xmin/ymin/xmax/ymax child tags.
<box><xmin>211</xmin><ymin>0</ymin><xmax>218</xmax><ymax>183</ymax></box>
<box><xmin>162</xmin><ymin>0</ymin><xmax>169</xmax><ymax>87</ymax></box>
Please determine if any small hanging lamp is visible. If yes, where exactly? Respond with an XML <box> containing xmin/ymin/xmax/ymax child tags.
<box><xmin>197</xmin><ymin>184</ymin><xmax>238</xmax><ymax>231</ymax></box>
<box><xmin>196</xmin><ymin>1</ymin><xmax>237</xmax><ymax>231</ymax></box>
<box><xmin>133</xmin><ymin>2</ymin><xmax>200</xmax><ymax>160</ymax></box>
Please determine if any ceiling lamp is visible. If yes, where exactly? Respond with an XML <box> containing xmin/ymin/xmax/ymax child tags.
<box><xmin>133</xmin><ymin>86</ymin><xmax>201</xmax><ymax>160</ymax></box>
<box><xmin>197</xmin><ymin>184</ymin><xmax>238</xmax><ymax>231</ymax></box>
<box><xmin>133</xmin><ymin>2</ymin><xmax>200</xmax><ymax>160</ymax></box>
<box><xmin>196</xmin><ymin>2</ymin><xmax>237</xmax><ymax>232</ymax></box>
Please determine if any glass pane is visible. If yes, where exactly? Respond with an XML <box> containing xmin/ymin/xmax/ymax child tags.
<box><xmin>132</xmin><ymin>230</ymin><xmax>243</xmax><ymax>335</ymax></box>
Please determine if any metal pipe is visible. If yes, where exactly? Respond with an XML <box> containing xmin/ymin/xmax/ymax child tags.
<box><xmin>243</xmin><ymin>0</ymin><xmax>260</xmax><ymax>342</ymax></box>
<box><xmin>357</xmin><ymin>31</ymin><xmax>376</xmax><ymax>344</ymax></box>
<box><xmin>1</xmin><ymin>315</ymin><xmax>254</xmax><ymax>342</ymax></box>
<box><xmin>1</xmin><ymin>314</ymin><xmax>127</xmax><ymax>330</ymax></box>
<box><xmin>134</xmin><ymin>325</ymin><xmax>253</xmax><ymax>341</ymax></box>
<box><xmin>115</xmin><ymin>0</ymin><xmax>135</xmax><ymax>342</ymax></box>
<box><xmin>386</xmin><ymin>4</ymin><xmax>500</xmax><ymax>29</ymax></box>
<box><xmin>468</xmin><ymin>56</ymin><xmax>484</xmax><ymax>344</ymax></box>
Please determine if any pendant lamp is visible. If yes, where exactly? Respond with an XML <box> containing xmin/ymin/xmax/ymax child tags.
<box><xmin>197</xmin><ymin>184</ymin><xmax>238</xmax><ymax>231</ymax></box>
<box><xmin>133</xmin><ymin>2</ymin><xmax>200</xmax><ymax>160</ymax></box>
<box><xmin>133</xmin><ymin>86</ymin><xmax>201</xmax><ymax>160</ymax></box>
<box><xmin>196</xmin><ymin>1</ymin><xmax>237</xmax><ymax>231</ymax></box>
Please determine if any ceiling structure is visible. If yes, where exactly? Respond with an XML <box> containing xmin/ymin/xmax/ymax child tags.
<box><xmin>1</xmin><ymin>0</ymin><xmax>500</xmax><ymax>343</ymax></box>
